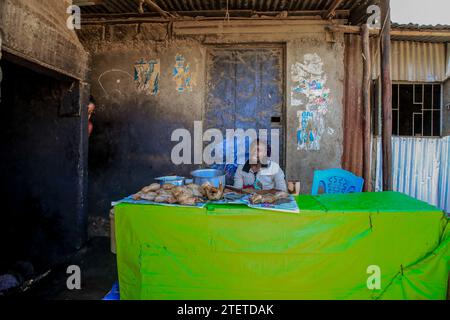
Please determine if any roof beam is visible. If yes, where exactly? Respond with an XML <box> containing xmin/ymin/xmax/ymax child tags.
<box><xmin>73</xmin><ymin>0</ymin><xmax>104</xmax><ymax>6</ymax></box>
<box><xmin>323</xmin><ymin>0</ymin><xmax>344</xmax><ymax>20</ymax></box>
<box><xmin>141</xmin><ymin>0</ymin><xmax>170</xmax><ymax>18</ymax></box>
<box><xmin>326</xmin><ymin>24</ymin><xmax>450</xmax><ymax>38</ymax></box>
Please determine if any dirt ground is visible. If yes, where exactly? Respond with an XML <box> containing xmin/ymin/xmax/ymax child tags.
<box><xmin>4</xmin><ymin>236</ymin><xmax>449</xmax><ymax>300</ymax></box>
<box><xmin>11</xmin><ymin>237</ymin><xmax>117</xmax><ymax>300</ymax></box>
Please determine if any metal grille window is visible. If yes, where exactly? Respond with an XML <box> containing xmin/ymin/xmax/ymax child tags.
<box><xmin>392</xmin><ymin>83</ymin><xmax>442</xmax><ymax>137</ymax></box>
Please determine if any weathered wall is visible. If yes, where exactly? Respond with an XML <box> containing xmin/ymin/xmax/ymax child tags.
<box><xmin>80</xmin><ymin>24</ymin><xmax>205</xmax><ymax>216</ymax></box>
<box><xmin>286</xmin><ymin>38</ymin><xmax>345</xmax><ymax>193</ymax></box>
<box><xmin>0</xmin><ymin>0</ymin><xmax>88</xmax><ymax>80</ymax></box>
<box><xmin>79</xmin><ymin>20</ymin><xmax>346</xmax><ymax>217</ymax></box>
<box><xmin>0</xmin><ymin>0</ymin><xmax>89</xmax><ymax>268</ymax></box>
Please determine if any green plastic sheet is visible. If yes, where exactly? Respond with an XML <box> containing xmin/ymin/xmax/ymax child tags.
<box><xmin>115</xmin><ymin>192</ymin><xmax>449</xmax><ymax>300</ymax></box>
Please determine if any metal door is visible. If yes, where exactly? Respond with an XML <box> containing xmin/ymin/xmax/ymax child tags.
<box><xmin>205</xmin><ymin>46</ymin><xmax>285</xmax><ymax>167</ymax></box>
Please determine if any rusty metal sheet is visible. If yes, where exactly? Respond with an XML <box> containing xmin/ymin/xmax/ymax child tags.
<box><xmin>80</xmin><ymin>0</ymin><xmax>373</xmax><ymax>14</ymax></box>
<box><xmin>342</xmin><ymin>34</ymin><xmax>364</xmax><ymax>177</ymax></box>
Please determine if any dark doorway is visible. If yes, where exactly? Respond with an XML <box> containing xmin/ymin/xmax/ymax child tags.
<box><xmin>0</xmin><ymin>59</ymin><xmax>87</xmax><ymax>272</ymax></box>
<box><xmin>205</xmin><ymin>46</ymin><xmax>285</xmax><ymax>167</ymax></box>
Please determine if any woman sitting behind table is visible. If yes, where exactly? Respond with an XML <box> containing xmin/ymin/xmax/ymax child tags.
<box><xmin>233</xmin><ymin>140</ymin><xmax>287</xmax><ymax>192</ymax></box>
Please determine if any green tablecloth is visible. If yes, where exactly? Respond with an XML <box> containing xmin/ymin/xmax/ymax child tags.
<box><xmin>115</xmin><ymin>192</ymin><xmax>450</xmax><ymax>300</ymax></box>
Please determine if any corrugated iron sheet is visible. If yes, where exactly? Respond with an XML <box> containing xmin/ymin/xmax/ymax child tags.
<box><xmin>371</xmin><ymin>40</ymin><xmax>447</xmax><ymax>82</ymax></box>
<box><xmin>447</xmin><ymin>43</ymin><xmax>450</xmax><ymax>79</ymax></box>
<box><xmin>391</xmin><ymin>23</ymin><xmax>450</xmax><ymax>31</ymax></box>
<box><xmin>80</xmin><ymin>0</ymin><xmax>373</xmax><ymax>14</ymax></box>
<box><xmin>375</xmin><ymin>136</ymin><xmax>450</xmax><ymax>213</ymax></box>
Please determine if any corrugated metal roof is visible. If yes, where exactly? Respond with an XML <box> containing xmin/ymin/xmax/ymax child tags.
<box><xmin>80</xmin><ymin>0</ymin><xmax>373</xmax><ymax>15</ymax></box>
<box><xmin>392</xmin><ymin>23</ymin><xmax>450</xmax><ymax>31</ymax></box>
<box><xmin>371</xmin><ymin>40</ymin><xmax>447</xmax><ymax>82</ymax></box>
<box><xmin>391</xmin><ymin>23</ymin><xmax>450</xmax><ymax>42</ymax></box>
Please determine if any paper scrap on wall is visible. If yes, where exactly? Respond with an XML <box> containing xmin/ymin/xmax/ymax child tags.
<box><xmin>297</xmin><ymin>111</ymin><xmax>323</xmax><ymax>151</ymax></box>
<box><xmin>173</xmin><ymin>54</ymin><xmax>193</xmax><ymax>93</ymax></box>
<box><xmin>291</xmin><ymin>53</ymin><xmax>332</xmax><ymax>151</ymax></box>
<box><xmin>134</xmin><ymin>59</ymin><xmax>160</xmax><ymax>96</ymax></box>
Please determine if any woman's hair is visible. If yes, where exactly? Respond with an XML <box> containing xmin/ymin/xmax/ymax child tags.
<box><xmin>89</xmin><ymin>95</ymin><xmax>96</xmax><ymax>105</ymax></box>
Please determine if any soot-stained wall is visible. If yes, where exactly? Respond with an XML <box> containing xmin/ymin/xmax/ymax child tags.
<box><xmin>0</xmin><ymin>60</ymin><xmax>88</xmax><ymax>269</ymax></box>
<box><xmin>79</xmin><ymin>21</ymin><xmax>345</xmax><ymax>218</ymax></box>
<box><xmin>85</xmin><ymin>36</ymin><xmax>205</xmax><ymax>217</ymax></box>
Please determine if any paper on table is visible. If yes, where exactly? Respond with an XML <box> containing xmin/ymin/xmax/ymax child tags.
<box><xmin>241</xmin><ymin>194</ymin><xmax>300</xmax><ymax>213</ymax></box>
<box><xmin>112</xmin><ymin>193</ymin><xmax>300</xmax><ymax>213</ymax></box>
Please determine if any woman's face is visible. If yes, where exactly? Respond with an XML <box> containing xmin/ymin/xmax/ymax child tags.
<box><xmin>88</xmin><ymin>103</ymin><xmax>96</xmax><ymax>115</ymax></box>
<box><xmin>250</xmin><ymin>143</ymin><xmax>268</xmax><ymax>164</ymax></box>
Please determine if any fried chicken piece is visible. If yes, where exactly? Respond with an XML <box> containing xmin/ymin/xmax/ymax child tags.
<box><xmin>274</xmin><ymin>191</ymin><xmax>289</xmax><ymax>200</ymax></box>
<box><xmin>132</xmin><ymin>192</ymin><xmax>143</xmax><ymax>201</ymax></box>
<box><xmin>204</xmin><ymin>183</ymin><xmax>225</xmax><ymax>201</ymax></box>
<box><xmin>172</xmin><ymin>186</ymin><xmax>193</xmax><ymax>199</ymax></box>
<box><xmin>162</xmin><ymin>183</ymin><xmax>176</xmax><ymax>190</ymax></box>
<box><xmin>186</xmin><ymin>184</ymin><xmax>205</xmax><ymax>197</ymax></box>
<box><xmin>141</xmin><ymin>183</ymin><xmax>161</xmax><ymax>193</ymax></box>
<box><xmin>140</xmin><ymin>192</ymin><xmax>157</xmax><ymax>201</ymax></box>
<box><xmin>157</xmin><ymin>189</ymin><xmax>173</xmax><ymax>197</ymax></box>
<box><xmin>154</xmin><ymin>195</ymin><xmax>177</xmax><ymax>203</ymax></box>
<box><xmin>178</xmin><ymin>197</ymin><xmax>197</xmax><ymax>206</ymax></box>
<box><xmin>261</xmin><ymin>195</ymin><xmax>277</xmax><ymax>204</ymax></box>
<box><xmin>249</xmin><ymin>194</ymin><xmax>263</xmax><ymax>204</ymax></box>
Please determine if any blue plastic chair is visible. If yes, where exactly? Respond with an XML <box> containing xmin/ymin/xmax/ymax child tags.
<box><xmin>103</xmin><ymin>281</ymin><xmax>120</xmax><ymax>300</ymax></box>
<box><xmin>311</xmin><ymin>169</ymin><xmax>364</xmax><ymax>195</ymax></box>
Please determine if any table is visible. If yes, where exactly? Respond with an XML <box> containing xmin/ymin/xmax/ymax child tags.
<box><xmin>115</xmin><ymin>192</ymin><xmax>450</xmax><ymax>300</ymax></box>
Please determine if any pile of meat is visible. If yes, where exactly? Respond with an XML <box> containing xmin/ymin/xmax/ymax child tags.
<box><xmin>249</xmin><ymin>191</ymin><xmax>290</xmax><ymax>205</ymax></box>
<box><xmin>133</xmin><ymin>182</ymin><xmax>224</xmax><ymax>205</ymax></box>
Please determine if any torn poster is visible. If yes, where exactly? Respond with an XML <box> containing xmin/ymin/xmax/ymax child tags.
<box><xmin>291</xmin><ymin>53</ymin><xmax>332</xmax><ymax>151</ymax></box>
<box><xmin>297</xmin><ymin>111</ymin><xmax>324</xmax><ymax>151</ymax></box>
<box><xmin>134</xmin><ymin>59</ymin><xmax>160</xmax><ymax>96</ymax></box>
<box><xmin>173</xmin><ymin>54</ymin><xmax>193</xmax><ymax>93</ymax></box>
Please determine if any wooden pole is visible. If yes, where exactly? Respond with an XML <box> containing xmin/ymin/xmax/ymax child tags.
<box><xmin>380</xmin><ymin>0</ymin><xmax>393</xmax><ymax>191</ymax></box>
<box><xmin>361</xmin><ymin>24</ymin><xmax>372</xmax><ymax>192</ymax></box>
<box><xmin>323</xmin><ymin>0</ymin><xmax>344</xmax><ymax>20</ymax></box>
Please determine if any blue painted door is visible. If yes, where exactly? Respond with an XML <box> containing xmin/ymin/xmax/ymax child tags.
<box><xmin>205</xmin><ymin>47</ymin><xmax>285</xmax><ymax>167</ymax></box>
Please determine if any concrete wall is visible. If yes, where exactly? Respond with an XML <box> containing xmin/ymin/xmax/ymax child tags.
<box><xmin>286</xmin><ymin>39</ymin><xmax>345</xmax><ymax>193</ymax></box>
<box><xmin>0</xmin><ymin>0</ymin><xmax>88</xmax><ymax>80</ymax></box>
<box><xmin>78</xmin><ymin>20</ymin><xmax>346</xmax><ymax>217</ymax></box>
<box><xmin>86</xmin><ymin>39</ymin><xmax>206</xmax><ymax>216</ymax></box>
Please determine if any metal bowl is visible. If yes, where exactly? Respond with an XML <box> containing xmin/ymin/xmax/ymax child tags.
<box><xmin>155</xmin><ymin>176</ymin><xmax>186</xmax><ymax>186</ymax></box>
<box><xmin>191</xmin><ymin>169</ymin><xmax>226</xmax><ymax>188</ymax></box>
